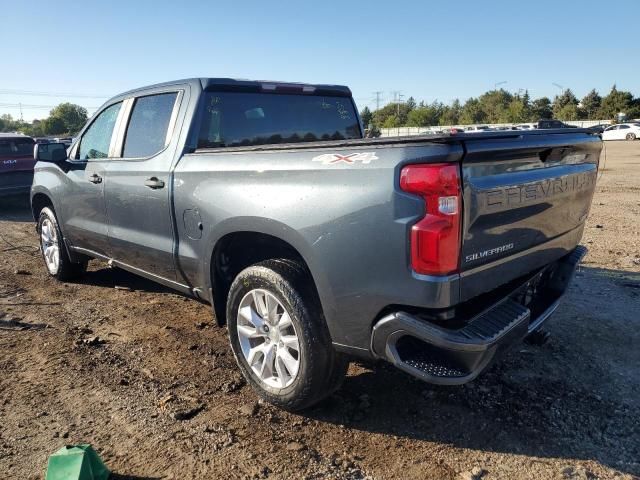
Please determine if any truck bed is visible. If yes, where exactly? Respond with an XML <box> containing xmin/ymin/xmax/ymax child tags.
<box><xmin>179</xmin><ymin>127</ymin><xmax>600</xmax><ymax>353</ymax></box>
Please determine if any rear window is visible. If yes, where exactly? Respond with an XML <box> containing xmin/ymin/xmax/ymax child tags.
<box><xmin>0</xmin><ymin>137</ymin><xmax>35</xmax><ymax>156</ymax></box>
<box><xmin>197</xmin><ymin>92</ymin><xmax>361</xmax><ymax>148</ymax></box>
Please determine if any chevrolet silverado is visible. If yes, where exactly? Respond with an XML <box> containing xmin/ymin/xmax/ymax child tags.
<box><xmin>31</xmin><ymin>78</ymin><xmax>601</xmax><ymax>410</ymax></box>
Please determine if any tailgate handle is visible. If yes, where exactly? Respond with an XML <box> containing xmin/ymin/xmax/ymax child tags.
<box><xmin>539</xmin><ymin>147</ymin><xmax>571</xmax><ymax>163</ymax></box>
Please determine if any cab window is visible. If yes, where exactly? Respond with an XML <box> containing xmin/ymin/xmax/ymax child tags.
<box><xmin>77</xmin><ymin>102</ymin><xmax>122</xmax><ymax>160</ymax></box>
<box><xmin>122</xmin><ymin>93</ymin><xmax>178</xmax><ymax>158</ymax></box>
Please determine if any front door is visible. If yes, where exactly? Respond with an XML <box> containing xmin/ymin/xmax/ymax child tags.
<box><xmin>105</xmin><ymin>91</ymin><xmax>181</xmax><ymax>280</ymax></box>
<box><xmin>61</xmin><ymin>101</ymin><xmax>123</xmax><ymax>257</ymax></box>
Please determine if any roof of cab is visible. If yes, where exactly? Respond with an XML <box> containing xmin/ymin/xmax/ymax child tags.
<box><xmin>108</xmin><ymin>78</ymin><xmax>352</xmax><ymax>103</ymax></box>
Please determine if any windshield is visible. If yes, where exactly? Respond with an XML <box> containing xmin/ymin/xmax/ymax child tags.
<box><xmin>198</xmin><ymin>92</ymin><xmax>361</xmax><ymax>148</ymax></box>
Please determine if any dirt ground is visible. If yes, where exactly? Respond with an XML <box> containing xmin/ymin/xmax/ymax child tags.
<box><xmin>0</xmin><ymin>141</ymin><xmax>638</xmax><ymax>480</ymax></box>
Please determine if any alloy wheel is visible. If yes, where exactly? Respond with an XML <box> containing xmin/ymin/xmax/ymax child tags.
<box><xmin>41</xmin><ymin>218</ymin><xmax>60</xmax><ymax>274</ymax></box>
<box><xmin>236</xmin><ymin>289</ymin><xmax>301</xmax><ymax>388</ymax></box>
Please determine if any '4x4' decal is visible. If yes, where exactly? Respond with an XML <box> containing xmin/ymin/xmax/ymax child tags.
<box><xmin>312</xmin><ymin>152</ymin><xmax>378</xmax><ymax>165</ymax></box>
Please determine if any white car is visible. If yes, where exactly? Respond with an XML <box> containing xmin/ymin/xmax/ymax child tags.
<box><xmin>465</xmin><ymin>125</ymin><xmax>493</xmax><ymax>133</ymax></box>
<box><xmin>601</xmin><ymin>123</ymin><xmax>640</xmax><ymax>141</ymax></box>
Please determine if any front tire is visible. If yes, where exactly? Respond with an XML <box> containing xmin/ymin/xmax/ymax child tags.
<box><xmin>37</xmin><ymin>207</ymin><xmax>87</xmax><ymax>281</ymax></box>
<box><xmin>226</xmin><ymin>259</ymin><xmax>348</xmax><ymax>411</ymax></box>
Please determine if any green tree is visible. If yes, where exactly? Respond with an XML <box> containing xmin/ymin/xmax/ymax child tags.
<box><xmin>406</xmin><ymin>96</ymin><xmax>417</xmax><ymax>110</ymax></box>
<box><xmin>522</xmin><ymin>90</ymin><xmax>531</xmax><ymax>110</ymax></box>
<box><xmin>20</xmin><ymin>119</ymin><xmax>45</xmax><ymax>137</ymax></box>
<box><xmin>556</xmin><ymin>103</ymin><xmax>579</xmax><ymax>121</ymax></box>
<box><xmin>406</xmin><ymin>102</ymin><xmax>442</xmax><ymax>127</ymax></box>
<box><xmin>579</xmin><ymin>89</ymin><xmax>601</xmax><ymax>120</ymax></box>
<box><xmin>460</xmin><ymin>98</ymin><xmax>487</xmax><ymax>124</ymax></box>
<box><xmin>440</xmin><ymin>99</ymin><xmax>461</xmax><ymax>126</ymax></box>
<box><xmin>48</xmin><ymin>103</ymin><xmax>88</xmax><ymax>134</ymax></box>
<box><xmin>477</xmin><ymin>89</ymin><xmax>513</xmax><ymax>123</ymax></box>
<box><xmin>598</xmin><ymin>85</ymin><xmax>634</xmax><ymax>120</ymax></box>
<box><xmin>382</xmin><ymin>115</ymin><xmax>400</xmax><ymax>128</ymax></box>
<box><xmin>530</xmin><ymin>97</ymin><xmax>552</xmax><ymax>120</ymax></box>
<box><xmin>41</xmin><ymin>116</ymin><xmax>67</xmax><ymax>135</ymax></box>
<box><xmin>0</xmin><ymin>114</ymin><xmax>17</xmax><ymax>132</ymax></box>
<box><xmin>360</xmin><ymin>106</ymin><xmax>373</xmax><ymax>128</ymax></box>
<box><xmin>504</xmin><ymin>98</ymin><xmax>528</xmax><ymax>123</ymax></box>
<box><xmin>627</xmin><ymin>98</ymin><xmax>640</xmax><ymax>120</ymax></box>
<box><xmin>372</xmin><ymin>102</ymin><xmax>411</xmax><ymax>127</ymax></box>
<box><xmin>552</xmin><ymin>89</ymin><xmax>579</xmax><ymax>118</ymax></box>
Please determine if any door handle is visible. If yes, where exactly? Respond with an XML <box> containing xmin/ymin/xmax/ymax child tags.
<box><xmin>88</xmin><ymin>173</ymin><xmax>102</xmax><ymax>184</ymax></box>
<box><xmin>144</xmin><ymin>177</ymin><xmax>165</xmax><ymax>189</ymax></box>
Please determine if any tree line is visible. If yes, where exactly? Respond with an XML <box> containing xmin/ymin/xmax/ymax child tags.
<box><xmin>0</xmin><ymin>103</ymin><xmax>89</xmax><ymax>137</ymax></box>
<box><xmin>2</xmin><ymin>84</ymin><xmax>638</xmax><ymax>136</ymax></box>
<box><xmin>360</xmin><ymin>85</ymin><xmax>640</xmax><ymax>129</ymax></box>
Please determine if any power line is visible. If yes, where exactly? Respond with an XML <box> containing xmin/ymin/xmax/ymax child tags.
<box><xmin>0</xmin><ymin>102</ymin><xmax>99</xmax><ymax>110</ymax></box>
<box><xmin>0</xmin><ymin>88</ymin><xmax>110</xmax><ymax>99</ymax></box>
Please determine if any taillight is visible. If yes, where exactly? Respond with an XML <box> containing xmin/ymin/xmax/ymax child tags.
<box><xmin>400</xmin><ymin>163</ymin><xmax>462</xmax><ymax>276</ymax></box>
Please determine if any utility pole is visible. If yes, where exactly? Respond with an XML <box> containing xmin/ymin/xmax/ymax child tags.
<box><xmin>392</xmin><ymin>91</ymin><xmax>404</xmax><ymax>116</ymax></box>
<box><xmin>372</xmin><ymin>91</ymin><xmax>383</xmax><ymax>110</ymax></box>
<box><xmin>19</xmin><ymin>102</ymin><xmax>23</xmax><ymax>122</ymax></box>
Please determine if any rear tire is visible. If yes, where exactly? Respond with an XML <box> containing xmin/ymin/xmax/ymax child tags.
<box><xmin>37</xmin><ymin>207</ymin><xmax>87</xmax><ymax>281</ymax></box>
<box><xmin>626</xmin><ymin>133</ymin><xmax>636</xmax><ymax>141</ymax></box>
<box><xmin>226</xmin><ymin>259</ymin><xmax>348</xmax><ymax>411</ymax></box>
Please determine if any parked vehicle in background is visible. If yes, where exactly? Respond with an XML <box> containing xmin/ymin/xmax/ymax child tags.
<box><xmin>537</xmin><ymin>119</ymin><xmax>577</xmax><ymax>129</ymax></box>
<box><xmin>587</xmin><ymin>124</ymin><xmax>611</xmax><ymax>134</ymax></box>
<box><xmin>31</xmin><ymin>78</ymin><xmax>601</xmax><ymax>410</ymax></box>
<box><xmin>465</xmin><ymin>125</ymin><xmax>492</xmax><ymax>132</ymax></box>
<box><xmin>0</xmin><ymin>133</ymin><xmax>36</xmax><ymax>197</ymax></box>
<box><xmin>53</xmin><ymin>137</ymin><xmax>74</xmax><ymax>148</ymax></box>
<box><xmin>601</xmin><ymin>123</ymin><xmax>640</xmax><ymax>141</ymax></box>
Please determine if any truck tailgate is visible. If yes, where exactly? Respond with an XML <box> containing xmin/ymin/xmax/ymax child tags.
<box><xmin>458</xmin><ymin>130</ymin><xmax>601</xmax><ymax>301</ymax></box>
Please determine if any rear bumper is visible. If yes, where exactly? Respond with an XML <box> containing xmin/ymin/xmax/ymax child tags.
<box><xmin>370</xmin><ymin>245</ymin><xmax>586</xmax><ymax>385</ymax></box>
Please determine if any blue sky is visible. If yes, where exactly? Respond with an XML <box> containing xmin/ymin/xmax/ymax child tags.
<box><xmin>1</xmin><ymin>0</ymin><xmax>637</xmax><ymax>121</ymax></box>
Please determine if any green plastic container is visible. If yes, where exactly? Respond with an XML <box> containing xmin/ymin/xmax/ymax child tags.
<box><xmin>45</xmin><ymin>444</ymin><xmax>110</xmax><ymax>480</ymax></box>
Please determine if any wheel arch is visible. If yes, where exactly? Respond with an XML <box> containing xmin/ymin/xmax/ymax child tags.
<box><xmin>31</xmin><ymin>189</ymin><xmax>85</xmax><ymax>264</ymax></box>
<box><xmin>207</xmin><ymin>229</ymin><xmax>328</xmax><ymax>328</ymax></box>
<box><xmin>31</xmin><ymin>190</ymin><xmax>55</xmax><ymax>222</ymax></box>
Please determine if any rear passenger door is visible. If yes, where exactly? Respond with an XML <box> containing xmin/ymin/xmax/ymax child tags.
<box><xmin>105</xmin><ymin>90</ymin><xmax>183</xmax><ymax>280</ymax></box>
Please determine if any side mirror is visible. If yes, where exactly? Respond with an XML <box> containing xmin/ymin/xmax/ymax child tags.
<box><xmin>34</xmin><ymin>142</ymin><xmax>68</xmax><ymax>163</ymax></box>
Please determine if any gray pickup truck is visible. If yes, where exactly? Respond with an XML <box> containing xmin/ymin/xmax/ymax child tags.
<box><xmin>31</xmin><ymin>78</ymin><xmax>601</xmax><ymax>410</ymax></box>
